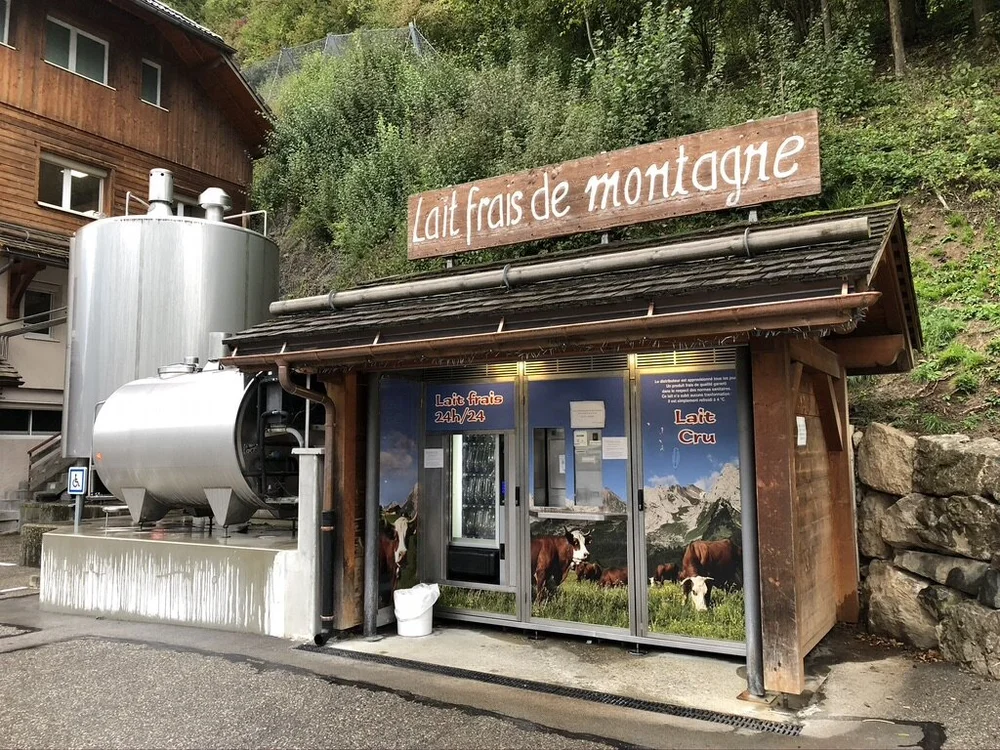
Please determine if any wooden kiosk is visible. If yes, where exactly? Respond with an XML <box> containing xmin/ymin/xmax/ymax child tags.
<box><xmin>223</xmin><ymin>111</ymin><xmax>921</xmax><ymax>695</ymax></box>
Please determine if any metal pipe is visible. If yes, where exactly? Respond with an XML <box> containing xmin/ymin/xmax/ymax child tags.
<box><xmin>737</xmin><ymin>347</ymin><xmax>765</xmax><ymax>697</ymax></box>
<box><xmin>124</xmin><ymin>192</ymin><xmax>149</xmax><ymax>216</ymax></box>
<box><xmin>277</xmin><ymin>364</ymin><xmax>337</xmax><ymax>632</ymax></box>
<box><xmin>363</xmin><ymin>372</ymin><xmax>380</xmax><ymax>638</ymax></box>
<box><xmin>146</xmin><ymin>169</ymin><xmax>174</xmax><ymax>218</ymax></box>
<box><xmin>224</xmin><ymin>209</ymin><xmax>269</xmax><ymax>237</ymax></box>
<box><xmin>270</xmin><ymin>217</ymin><xmax>870</xmax><ymax>315</ymax></box>
<box><xmin>227</xmin><ymin>292</ymin><xmax>880</xmax><ymax>370</ymax></box>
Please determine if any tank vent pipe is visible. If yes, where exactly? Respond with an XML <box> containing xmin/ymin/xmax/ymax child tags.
<box><xmin>199</xmin><ymin>188</ymin><xmax>233</xmax><ymax>223</ymax></box>
<box><xmin>146</xmin><ymin>168</ymin><xmax>174</xmax><ymax>218</ymax></box>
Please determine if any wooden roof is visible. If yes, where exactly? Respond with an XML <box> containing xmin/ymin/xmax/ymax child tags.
<box><xmin>108</xmin><ymin>0</ymin><xmax>271</xmax><ymax>157</ymax></box>
<box><xmin>224</xmin><ymin>203</ymin><xmax>921</xmax><ymax>374</ymax></box>
<box><xmin>0</xmin><ymin>221</ymin><xmax>70</xmax><ymax>268</ymax></box>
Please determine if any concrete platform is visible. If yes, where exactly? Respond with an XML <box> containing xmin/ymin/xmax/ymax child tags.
<box><xmin>326</xmin><ymin>623</ymin><xmax>821</xmax><ymax>724</ymax></box>
<box><xmin>38</xmin><ymin>516</ymin><xmax>313</xmax><ymax>639</ymax></box>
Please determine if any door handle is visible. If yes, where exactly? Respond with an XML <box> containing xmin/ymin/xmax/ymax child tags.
<box><xmin>637</xmin><ymin>488</ymin><xmax>644</xmax><ymax>512</ymax></box>
<box><xmin>499</xmin><ymin>543</ymin><xmax>506</xmax><ymax>560</ymax></box>
<box><xmin>500</xmin><ymin>480</ymin><xmax>506</xmax><ymax>506</ymax></box>
<box><xmin>515</xmin><ymin>486</ymin><xmax>521</xmax><ymax>507</ymax></box>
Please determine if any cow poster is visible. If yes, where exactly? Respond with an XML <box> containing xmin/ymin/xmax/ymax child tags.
<box><xmin>640</xmin><ymin>370</ymin><xmax>745</xmax><ymax>642</ymax></box>
<box><xmin>378</xmin><ymin>379</ymin><xmax>422</xmax><ymax>608</ymax></box>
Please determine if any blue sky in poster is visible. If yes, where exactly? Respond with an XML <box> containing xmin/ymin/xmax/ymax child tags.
<box><xmin>640</xmin><ymin>372</ymin><xmax>740</xmax><ymax>490</ymax></box>
<box><xmin>379</xmin><ymin>378</ymin><xmax>421</xmax><ymax>507</ymax></box>
<box><xmin>527</xmin><ymin>377</ymin><xmax>628</xmax><ymax>502</ymax></box>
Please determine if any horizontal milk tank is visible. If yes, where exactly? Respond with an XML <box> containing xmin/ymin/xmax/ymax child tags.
<box><xmin>63</xmin><ymin>173</ymin><xmax>279</xmax><ymax>459</ymax></box>
<box><xmin>92</xmin><ymin>367</ymin><xmax>277</xmax><ymax>525</ymax></box>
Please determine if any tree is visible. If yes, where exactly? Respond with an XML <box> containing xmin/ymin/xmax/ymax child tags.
<box><xmin>888</xmin><ymin>0</ymin><xmax>906</xmax><ymax>77</ymax></box>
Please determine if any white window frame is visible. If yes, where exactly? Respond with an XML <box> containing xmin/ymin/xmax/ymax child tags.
<box><xmin>176</xmin><ymin>196</ymin><xmax>205</xmax><ymax>218</ymax></box>
<box><xmin>37</xmin><ymin>152</ymin><xmax>107</xmax><ymax>218</ymax></box>
<box><xmin>21</xmin><ymin>282</ymin><xmax>59</xmax><ymax>342</ymax></box>
<box><xmin>1</xmin><ymin>0</ymin><xmax>12</xmax><ymax>48</ymax></box>
<box><xmin>140</xmin><ymin>58</ymin><xmax>162</xmax><ymax>107</ymax></box>
<box><xmin>45</xmin><ymin>15</ymin><xmax>109</xmax><ymax>86</ymax></box>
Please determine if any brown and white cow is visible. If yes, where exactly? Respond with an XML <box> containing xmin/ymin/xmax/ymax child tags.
<box><xmin>598</xmin><ymin>566</ymin><xmax>628</xmax><ymax>588</ymax></box>
<box><xmin>576</xmin><ymin>561</ymin><xmax>603</xmax><ymax>583</ymax></box>
<box><xmin>379</xmin><ymin>510</ymin><xmax>417</xmax><ymax>591</ymax></box>
<box><xmin>531</xmin><ymin>528</ymin><xmax>592</xmax><ymax>602</ymax></box>
<box><xmin>649</xmin><ymin>562</ymin><xmax>678</xmax><ymax>585</ymax></box>
<box><xmin>680</xmin><ymin>538</ymin><xmax>741</xmax><ymax>611</ymax></box>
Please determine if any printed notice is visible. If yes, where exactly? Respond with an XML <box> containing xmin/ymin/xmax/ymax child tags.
<box><xmin>573</xmin><ymin>430</ymin><xmax>589</xmax><ymax>448</ymax></box>
<box><xmin>796</xmin><ymin>416</ymin><xmax>807</xmax><ymax>447</ymax></box>
<box><xmin>570</xmin><ymin>401</ymin><xmax>606</xmax><ymax>429</ymax></box>
<box><xmin>558</xmin><ymin>454</ymin><xmax>566</xmax><ymax>474</ymax></box>
<box><xmin>424</xmin><ymin>448</ymin><xmax>444</xmax><ymax>469</ymax></box>
<box><xmin>602</xmin><ymin>437</ymin><xmax>628</xmax><ymax>460</ymax></box>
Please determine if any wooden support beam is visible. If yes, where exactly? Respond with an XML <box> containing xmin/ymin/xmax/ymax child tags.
<box><xmin>823</xmin><ymin>335</ymin><xmax>905</xmax><ymax>371</ymax></box>
<box><xmin>788</xmin><ymin>338</ymin><xmax>841</xmax><ymax>380</ymax></box>
<box><xmin>828</xmin><ymin>364</ymin><xmax>860</xmax><ymax>623</ymax></box>
<box><xmin>326</xmin><ymin>372</ymin><xmax>364</xmax><ymax>630</ymax></box>
<box><xmin>790</xmin><ymin>361</ymin><xmax>804</xmax><ymax>401</ymax></box>
<box><xmin>751</xmin><ymin>337</ymin><xmax>805</xmax><ymax>695</ymax></box>
<box><xmin>812</xmin><ymin>373</ymin><xmax>844</xmax><ymax>452</ymax></box>
<box><xmin>6</xmin><ymin>260</ymin><xmax>43</xmax><ymax>319</ymax></box>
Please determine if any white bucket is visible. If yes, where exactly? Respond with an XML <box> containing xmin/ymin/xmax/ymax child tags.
<box><xmin>393</xmin><ymin>583</ymin><xmax>440</xmax><ymax>637</ymax></box>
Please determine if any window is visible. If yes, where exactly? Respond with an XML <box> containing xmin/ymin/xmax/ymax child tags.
<box><xmin>0</xmin><ymin>0</ymin><xmax>11</xmax><ymax>47</ymax></box>
<box><xmin>176</xmin><ymin>197</ymin><xmax>206</xmax><ymax>219</ymax></box>
<box><xmin>38</xmin><ymin>154</ymin><xmax>106</xmax><ymax>216</ymax></box>
<box><xmin>22</xmin><ymin>288</ymin><xmax>54</xmax><ymax>337</ymax></box>
<box><xmin>141</xmin><ymin>59</ymin><xmax>161</xmax><ymax>106</ymax></box>
<box><xmin>0</xmin><ymin>409</ymin><xmax>62</xmax><ymax>435</ymax></box>
<box><xmin>45</xmin><ymin>17</ymin><xmax>108</xmax><ymax>85</ymax></box>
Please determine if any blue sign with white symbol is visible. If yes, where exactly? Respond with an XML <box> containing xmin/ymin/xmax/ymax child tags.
<box><xmin>67</xmin><ymin>467</ymin><xmax>88</xmax><ymax>496</ymax></box>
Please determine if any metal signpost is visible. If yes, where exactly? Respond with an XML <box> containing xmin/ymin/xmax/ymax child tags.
<box><xmin>68</xmin><ymin>466</ymin><xmax>88</xmax><ymax>533</ymax></box>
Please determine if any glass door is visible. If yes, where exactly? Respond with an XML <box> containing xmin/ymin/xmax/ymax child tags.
<box><xmin>632</xmin><ymin>365</ymin><xmax>747</xmax><ymax>645</ymax></box>
<box><xmin>523</xmin><ymin>374</ymin><xmax>633</xmax><ymax>632</ymax></box>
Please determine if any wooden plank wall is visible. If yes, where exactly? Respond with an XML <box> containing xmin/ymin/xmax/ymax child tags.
<box><xmin>752</xmin><ymin>336</ymin><xmax>858</xmax><ymax>695</ymax></box>
<box><xmin>0</xmin><ymin>105</ymin><xmax>249</xmax><ymax>237</ymax></box>
<box><xmin>0</xmin><ymin>0</ymin><xmax>253</xmax><ymax>205</ymax></box>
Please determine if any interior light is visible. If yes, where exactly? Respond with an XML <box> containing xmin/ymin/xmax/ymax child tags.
<box><xmin>69</xmin><ymin>169</ymin><xmax>88</xmax><ymax>179</ymax></box>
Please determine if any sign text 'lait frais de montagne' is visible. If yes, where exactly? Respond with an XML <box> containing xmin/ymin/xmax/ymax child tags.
<box><xmin>407</xmin><ymin>110</ymin><xmax>821</xmax><ymax>259</ymax></box>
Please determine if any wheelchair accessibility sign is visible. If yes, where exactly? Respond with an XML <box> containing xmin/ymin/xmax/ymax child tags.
<box><xmin>68</xmin><ymin>467</ymin><xmax>88</xmax><ymax>496</ymax></box>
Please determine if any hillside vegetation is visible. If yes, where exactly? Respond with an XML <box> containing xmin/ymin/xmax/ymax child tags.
<box><xmin>174</xmin><ymin>0</ymin><xmax>1000</xmax><ymax>435</ymax></box>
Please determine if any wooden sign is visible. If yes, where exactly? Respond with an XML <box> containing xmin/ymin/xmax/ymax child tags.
<box><xmin>408</xmin><ymin>110</ymin><xmax>821</xmax><ymax>259</ymax></box>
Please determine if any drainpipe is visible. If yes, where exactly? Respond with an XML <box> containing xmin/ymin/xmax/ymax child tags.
<box><xmin>736</xmin><ymin>347</ymin><xmax>765</xmax><ymax>696</ymax></box>
<box><xmin>363</xmin><ymin>373</ymin><xmax>380</xmax><ymax>638</ymax></box>
<box><xmin>278</xmin><ymin>364</ymin><xmax>337</xmax><ymax>642</ymax></box>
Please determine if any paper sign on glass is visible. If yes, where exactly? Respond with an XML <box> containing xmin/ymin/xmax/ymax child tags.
<box><xmin>570</xmin><ymin>401</ymin><xmax>606</xmax><ymax>429</ymax></box>
<box><xmin>602</xmin><ymin>437</ymin><xmax>628</xmax><ymax>460</ymax></box>
<box><xmin>424</xmin><ymin>448</ymin><xmax>444</xmax><ymax>468</ymax></box>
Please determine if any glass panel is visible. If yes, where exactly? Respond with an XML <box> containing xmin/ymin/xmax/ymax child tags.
<box><xmin>452</xmin><ymin>434</ymin><xmax>498</xmax><ymax>542</ymax></box>
<box><xmin>377</xmin><ymin>378</ymin><xmax>422</xmax><ymax>605</ymax></box>
<box><xmin>74</xmin><ymin>33</ymin><xmax>106</xmax><ymax>83</ymax></box>
<box><xmin>141</xmin><ymin>62</ymin><xmax>159</xmax><ymax>104</ymax></box>
<box><xmin>640</xmin><ymin>369</ymin><xmax>745</xmax><ymax>642</ymax></box>
<box><xmin>32</xmin><ymin>410</ymin><xmax>62</xmax><ymax>433</ymax></box>
<box><xmin>527</xmin><ymin>376</ymin><xmax>630</xmax><ymax>629</ymax></box>
<box><xmin>0</xmin><ymin>409</ymin><xmax>30</xmax><ymax>433</ymax></box>
<box><xmin>438</xmin><ymin>585</ymin><xmax>515</xmax><ymax>615</ymax></box>
<box><xmin>23</xmin><ymin>290</ymin><xmax>52</xmax><ymax>335</ymax></box>
<box><xmin>38</xmin><ymin>160</ymin><xmax>64</xmax><ymax>206</ymax></box>
<box><xmin>44</xmin><ymin>20</ymin><xmax>70</xmax><ymax>68</ymax></box>
<box><xmin>69</xmin><ymin>171</ymin><xmax>101</xmax><ymax>213</ymax></box>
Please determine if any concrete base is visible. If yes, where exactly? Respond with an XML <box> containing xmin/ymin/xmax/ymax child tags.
<box><xmin>326</xmin><ymin>624</ymin><xmax>816</xmax><ymax>722</ymax></box>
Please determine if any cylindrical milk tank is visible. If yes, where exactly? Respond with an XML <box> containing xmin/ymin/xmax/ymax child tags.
<box><xmin>92</xmin><ymin>368</ymin><xmax>267</xmax><ymax>524</ymax></box>
<box><xmin>63</xmin><ymin>214</ymin><xmax>279</xmax><ymax>458</ymax></box>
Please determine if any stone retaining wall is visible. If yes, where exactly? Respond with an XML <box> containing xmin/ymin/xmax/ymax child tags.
<box><xmin>855</xmin><ymin>423</ymin><xmax>1000</xmax><ymax>679</ymax></box>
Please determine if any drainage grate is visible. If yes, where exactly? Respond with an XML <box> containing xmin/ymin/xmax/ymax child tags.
<box><xmin>298</xmin><ymin>644</ymin><xmax>802</xmax><ymax>737</ymax></box>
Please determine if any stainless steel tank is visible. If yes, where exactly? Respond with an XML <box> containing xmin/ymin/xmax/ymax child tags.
<box><xmin>63</xmin><ymin>171</ymin><xmax>278</xmax><ymax>459</ymax></box>
<box><xmin>93</xmin><ymin>368</ymin><xmax>268</xmax><ymax>525</ymax></box>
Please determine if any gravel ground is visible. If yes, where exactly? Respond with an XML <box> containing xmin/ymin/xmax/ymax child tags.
<box><xmin>0</xmin><ymin>639</ymin><xmax>616</xmax><ymax>750</ymax></box>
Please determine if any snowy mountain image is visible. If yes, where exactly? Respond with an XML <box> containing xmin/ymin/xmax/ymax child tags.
<box><xmin>644</xmin><ymin>462</ymin><xmax>741</xmax><ymax>550</ymax></box>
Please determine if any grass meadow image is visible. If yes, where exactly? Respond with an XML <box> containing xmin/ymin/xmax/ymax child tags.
<box><xmin>437</xmin><ymin>585</ymin><xmax>517</xmax><ymax>616</ymax></box>
<box><xmin>647</xmin><ymin>582</ymin><xmax>745</xmax><ymax>641</ymax></box>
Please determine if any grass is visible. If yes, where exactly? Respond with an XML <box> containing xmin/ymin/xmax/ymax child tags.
<box><xmin>530</xmin><ymin>579</ymin><xmax>746</xmax><ymax>641</ymax></box>
<box><xmin>437</xmin><ymin>585</ymin><xmax>517</xmax><ymax>615</ymax></box>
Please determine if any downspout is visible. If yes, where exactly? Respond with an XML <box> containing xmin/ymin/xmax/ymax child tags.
<box><xmin>736</xmin><ymin>347</ymin><xmax>765</xmax><ymax>696</ymax></box>
<box><xmin>278</xmin><ymin>363</ymin><xmax>337</xmax><ymax>642</ymax></box>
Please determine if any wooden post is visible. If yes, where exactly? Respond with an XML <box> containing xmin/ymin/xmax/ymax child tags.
<box><xmin>828</xmin><ymin>364</ymin><xmax>860</xmax><ymax>622</ymax></box>
<box><xmin>326</xmin><ymin>372</ymin><xmax>365</xmax><ymax>630</ymax></box>
<box><xmin>750</xmin><ymin>337</ymin><xmax>805</xmax><ymax>695</ymax></box>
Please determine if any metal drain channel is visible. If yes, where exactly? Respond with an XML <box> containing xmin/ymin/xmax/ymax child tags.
<box><xmin>299</xmin><ymin>644</ymin><xmax>802</xmax><ymax>737</ymax></box>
